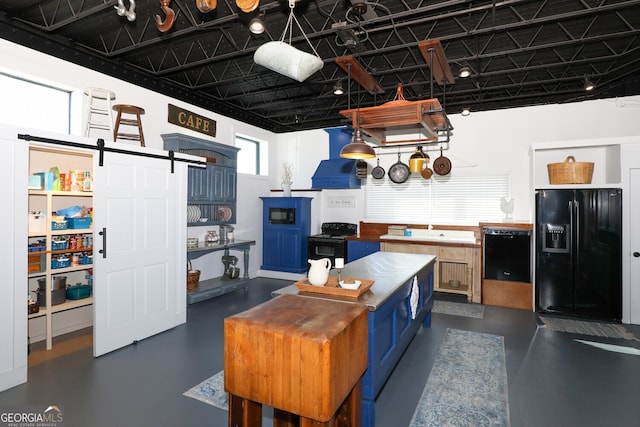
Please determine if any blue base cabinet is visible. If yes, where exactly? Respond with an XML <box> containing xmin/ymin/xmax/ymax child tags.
<box><xmin>347</xmin><ymin>240</ymin><xmax>380</xmax><ymax>263</ymax></box>
<box><xmin>260</xmin><ymin>197</ymin><xmax>312</xmax><ymax>273</ymax></box>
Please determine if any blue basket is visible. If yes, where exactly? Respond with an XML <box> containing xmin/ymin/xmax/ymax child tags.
<box><xmin>51</xmin><ymin>240</ymin><xmax>69</xmax><ymax>251</ymax></box>
<box><xmin>66</xmin><ymin>217</ymin><xmax>92</xmax><ymax>229</ymax></box>
<box><xmin>52</xmin><ymin>221</ymin><xmax>68</xmax><ymax>230</ymax></box>
<box><xmin>52</xmin><ymin>257</ymin><xmax>70</xmax><ymax>269</ymax></box>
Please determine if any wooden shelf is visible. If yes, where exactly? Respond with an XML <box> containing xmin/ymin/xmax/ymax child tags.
<box><xmin>29</xmin><ymin>297</ymin><xmax>93</xmax><ymax>319</ymax></box>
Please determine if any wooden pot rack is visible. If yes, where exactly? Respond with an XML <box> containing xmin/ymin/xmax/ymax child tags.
<box><xmin>337</xmin><ymin>39</ymin><xmax>455</xmax><ymax>146</ymax></box>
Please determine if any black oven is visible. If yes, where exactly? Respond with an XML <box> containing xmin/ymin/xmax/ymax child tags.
<box><xmin>268</xmin><ymin>207</ymin><xmax>295</xmax><ymax>224</ymax></box>
<box><xmin>307</xmin><ymin>238</ymin><xmax>347</xmax><ymax>268</ymax></box>
<box><xmin>307</xmin><ymin>222</ymin><xmax>357</xmax><ymax>268</ymax></box>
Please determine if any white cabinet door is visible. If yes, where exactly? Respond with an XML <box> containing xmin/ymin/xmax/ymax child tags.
<box><xmin>0</xmin><ymin>132</ymin><xmax>28</xmax><ymax>391</ymax></box>
<box><xmin>622</xmin><ymin>143</ymin><xmax>640</xmax><ymax>324</ymax></box>
<box><xmin>93</xmin><ymin>150</ymin><xmax>186</xmax><ymax>357</ymax></box>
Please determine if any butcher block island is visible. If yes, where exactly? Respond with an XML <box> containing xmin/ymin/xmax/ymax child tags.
<box><xmin>273</xmin><ymin>251</ymin><xmax>436</xmax><ymax>427</ymax></box>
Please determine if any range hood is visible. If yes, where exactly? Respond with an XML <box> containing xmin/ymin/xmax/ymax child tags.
<box><xmin>311</xmin><ymin>127</ymin><xmax>361</xmax><ymax>189</ymax></box>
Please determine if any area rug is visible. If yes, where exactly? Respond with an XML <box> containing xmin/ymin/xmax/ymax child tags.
<box><xmin>539</xmin><ymin>316</ymin><xmax>639</xmax><ymax>341</ymax></box>
<box><xmin>183</xmin><ymin>370</ymin><xmax>228</xmax><ymax>411</ymax></box>
<box><xmin>409</xmin><ymin>328</ymin><xmax>510</xmax><ymax>427</ymax></box>
<box><xmin>432</xmin><ymin>300</ymin><xmax>485</xmax><ymax>319</ymax></box>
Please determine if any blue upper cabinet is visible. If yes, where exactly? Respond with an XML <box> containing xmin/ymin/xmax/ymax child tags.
<box><xmin>162</xmin><ymin>133</ymin><xmax>239</xmax><ymax>225</ymax></box>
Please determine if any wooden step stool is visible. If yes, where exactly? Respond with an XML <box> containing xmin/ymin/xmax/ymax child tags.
<box><xmin>113</xmin><ymin>104</ymin><xmax>145</xmax><ymax>146</ymax></box>
<box><xmin>224</xmin><ymin>294</ymin><xmax>368</xmax><ymax>427</ymax></box>
<box><xmin>83</xmin><ymin>87</ymin><xmax>115</xmax><ymax>138</ymax></box>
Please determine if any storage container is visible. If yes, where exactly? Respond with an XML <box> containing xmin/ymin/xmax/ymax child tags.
<box><xmin>52</xmin><ymin>220</ymin><xmax>68</xmax><ymax>230</ymax></box>
<box><xmin>51</xmin><ymin>257</ymin><xmax>70</xmax><ymax>269</ymax></box>
<box><xmin>29</xmin><ymin>212</ymin><xmax>47</xmax><ymax>232</ymax></box>
<box><xmin>51</xmin><ymin>239</ymin><xmax>69</xmax><ymax>251</ymax></box>
<box><xmin>547</xmin><ymin>156</ymin><xmax>594</xmax><ymax>184</ymax></box>
<box><xmin>65</xmin><ymin>217</ymin><xmax>92</xmax><ymax>229</ymax></box>
<box><xmin>36</xmin><ymin>288</ymin><xmax>66</xmax><ymax>306</ymax></box>
<box><xmin>66</xmin><ymin>284</ymin><xmax>92</xmax><ymax>300</ymax></box>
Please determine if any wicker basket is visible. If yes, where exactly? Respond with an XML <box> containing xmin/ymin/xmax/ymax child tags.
<box><xmin>187</xmin><ymin>260</ymin><xmax>200</xmax><ymax>292</ymax></box>
<box><xmin>547</xmin><ymin>156</ymin><xmax>594</xmax><ymax>184</ymax></box>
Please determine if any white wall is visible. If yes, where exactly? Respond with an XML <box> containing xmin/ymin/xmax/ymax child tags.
<box><xmin>271</xmin><ymin>98</ymin><xmax>640</xmax><ymax>227</ymax></box>
<box><xmin>3</xmin><ymin>37</ymin><xmax>640</xmax><ymax>277</ymax></box>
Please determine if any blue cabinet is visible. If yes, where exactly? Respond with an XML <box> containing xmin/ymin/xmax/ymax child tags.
<box><xmin>162</xmin><ymin>133</ymin><xmax>239</xmax><ymax>225</ymax></box>
<box><xmin>347</xmin><ymin>240</ymin><xmax>380</xmax><ymax>263</ymax></box>
<box><xmin>260</xmin><ymin>197</ymin><xmax>312</xmax><ymax>273</ymax></box>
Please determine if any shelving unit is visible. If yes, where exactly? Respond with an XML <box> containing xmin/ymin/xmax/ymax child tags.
<box><xmin>531</xmin><ymin>140</ymin><xmax>622</xmax><ymax>189</ymax></box>
<box><xmin>28</xmin><ymin>147</ymin><xmax>94</xmax><ymax>350</ymax></box>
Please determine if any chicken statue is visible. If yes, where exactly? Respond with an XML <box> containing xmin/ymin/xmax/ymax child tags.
<box><xmin>500</xmin><ymin>197</ymin><xmax>514</xmax><ymax>222</ymax></box>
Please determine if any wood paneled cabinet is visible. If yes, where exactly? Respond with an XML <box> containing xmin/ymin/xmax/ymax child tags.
<box><xmin>381</xmin><ymin>242</ymin><xmax>481</xmax><ymax>303</ymax></box>
<box><xmin>162</xmin><ymin>133</ymin><xmax>239</xmax><ymax>226</ymax></box>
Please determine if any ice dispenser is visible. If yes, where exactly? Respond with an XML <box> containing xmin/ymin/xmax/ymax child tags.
<box><xmin>542</xmin><ymin>224</ymin><xmax>569</xmax><ymax>253</ymax></box>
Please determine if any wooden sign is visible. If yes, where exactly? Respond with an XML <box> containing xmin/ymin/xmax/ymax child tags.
<box><xmin>168</xmin><ymin>104</ymin><xmax>216</xmax><ymax>137</ymax></box>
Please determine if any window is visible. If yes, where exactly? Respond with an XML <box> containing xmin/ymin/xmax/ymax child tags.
<box><xmin>0</xmin><ymin>72</ymin><xmax>71</xmax><ymax>134</ymax></box>
<box><xmin>365</xmin><ymin>174</ymin><xmax>510</xmax><ymax>225</ymax></box>
<box><xmin>235</xmin><ymin>134</ymin><xmax>267</xmax><ymax>176</ymax></box>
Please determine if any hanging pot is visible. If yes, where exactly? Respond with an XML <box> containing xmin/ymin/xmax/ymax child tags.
<box><xmin>433</xmin><ymin>147</ymin><xmax>452</xmax><ymax>176</ymax></box>
<box><xmin>421</xmin><ymin>167</ymin><xmax>433</xmax><ymax>179</ymax></box>
<box><xmin>196</xmin><ymin>0</ymin><xmax>217</xmax><ymax>13</ymax></box>
<box><xmin>409</xmin><ymin>145</ymin><xmax>428</xmax><ymax>173</ymax></box>
<box><xmin>388</xmin><ymin>152</ymin><xmax>410</xmax><ymax>184</ymax></box>
<box><xmin>371</xmin><ymin>157</ymin><xmax>385</xmax><ymax>179</ymax></box>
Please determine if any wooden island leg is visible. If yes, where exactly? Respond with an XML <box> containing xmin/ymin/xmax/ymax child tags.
<box><xmin>228</xmin><ymin>394</ymin><xmax>262</xmax><ymax>427</ymax></box>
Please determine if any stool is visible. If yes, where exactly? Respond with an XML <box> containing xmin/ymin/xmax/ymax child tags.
<box><xmin>224</xmin><ymin>294</ymin><xmax>368</xmax><ymax>426</ymax></box>
<box><xmin>113</xmin><ymin>104</ymin><xmax>145</xmax><ymax>147</ymax></box>
<box><xmin>83</xmin><ymin>87</ymin><xmax>115</xmax><ymax>138</ymax></box>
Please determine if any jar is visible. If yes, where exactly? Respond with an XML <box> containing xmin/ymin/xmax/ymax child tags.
<box><xmin>205</xmin><ymin>230</ymin><xmax>219</xmax><ymax>245</ymax></box>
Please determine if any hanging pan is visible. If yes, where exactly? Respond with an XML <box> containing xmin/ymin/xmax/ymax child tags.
<box><xmin>388</xmin><ymin>152</ymin><xmax>410</xmax><ymax>184</ymax></box>
<box><xmin>371</xmin><ymin>153</ymin><xmax>385</xmax><ymax>179</ymax></box>
<box><xmin>433</xmin><ymin>147</ymin><xmax>452</xmax><ymax>176</ymax></box>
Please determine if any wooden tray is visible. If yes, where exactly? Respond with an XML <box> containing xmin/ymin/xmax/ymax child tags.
<box><xmin>294</xmin><ymin>276</ymin><xmax>374</xmax><ymax>298</ymax></box>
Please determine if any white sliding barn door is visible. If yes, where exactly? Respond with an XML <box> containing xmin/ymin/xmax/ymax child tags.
<box><xmin>0</xmin><ymin>131</ymin><xmax>28</xmax><ymax>391</ymax></box>
<box><xmin>93</xmin><ymin>149</ymin><xmax>186</xmax><ymax>357</ymax></box>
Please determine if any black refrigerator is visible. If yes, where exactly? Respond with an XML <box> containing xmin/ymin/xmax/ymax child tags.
<box><xmin>535</xmin><ymin>188</ymin><xmax>622</xmax><ymax>322</ymax></box>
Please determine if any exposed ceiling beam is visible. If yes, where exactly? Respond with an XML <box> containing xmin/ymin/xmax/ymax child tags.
<box><xmin>418</xmin><ymin>39</ymin><xmax>455</xmax><ymax>86</ymax></box>
<box><xmin>335</xmin><ymin>56</ymin><xmax>385</xmax><ymax>95</ymax></box>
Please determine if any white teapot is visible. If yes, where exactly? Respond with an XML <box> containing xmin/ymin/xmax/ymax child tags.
<box><xmin>307</xmin><ymin>258</ymin><xmax>331</xmax><ymax>286</ymax></box>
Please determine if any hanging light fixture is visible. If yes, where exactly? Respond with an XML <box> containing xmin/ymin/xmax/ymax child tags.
<box><xmin>248</xmin><ymin>11</ymin><xmax>265</xmax><ymax>35</ymax></box>
<box><xmin>584</xmin><ymin>76</ymin><xmax>595</xmax><ymax>91</ymax></box>
<box><xmin>461</xmin><ymin>106</ymin><xmax>471</xmax><ymax>116</ymax></box>
<box><xmin>333</xmin><ymin>81</ymin><xmax>344</xmax><ymax>95</ymax></box>
<box><xmin>253</xmin><ymin>0</ymin><xmax>323</xmax><ymax>82</ymax></box>
<box><xmin>458</xmin><ymin>66</ymin><xmax>472</xmax><ymax>78</ymax></box>
<box><xmin>341</xmin><ymin>63</ymin><xmax>375</xmax><ymax>159</ymax></box>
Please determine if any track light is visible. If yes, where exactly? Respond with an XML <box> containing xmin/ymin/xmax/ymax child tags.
<box><xmin>333</xmin><ymin>81</ymin><xmax>344</xmax><ymax>95</ymax></box>
<box><xmin>458</xmin><ymin>66</ymin><xmax>472</xmax><ymax>78</ymax></box>
<box><xmin>248</xmin><ymin>13</ymin><xmax>265</xmax><ymax>35</ymax></box>
<box><xmin>461</xmin><ymin>106</ymin><xmax>471</xmax><ymax>116</ymax></box>
<box><xmin>584</xmin><ymin>76</ymin><xmax>595</xmax><ymax>91</ymax></box>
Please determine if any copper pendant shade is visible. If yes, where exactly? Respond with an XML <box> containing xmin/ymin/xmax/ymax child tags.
<box><xmin>340</xmin><ymin>128</ymin><xmax>376</xmax><ymax>159</ymax></box>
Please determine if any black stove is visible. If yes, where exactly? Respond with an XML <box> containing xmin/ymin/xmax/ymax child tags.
<box><xmin>309</xmin><ymin>222</ymin><xmax>358</xmax><ymax>240</ymax></box>
<box><xmin>307</xmin><ymin>222</ymin><xmax>357</xmax><ymax>267</ymax></box>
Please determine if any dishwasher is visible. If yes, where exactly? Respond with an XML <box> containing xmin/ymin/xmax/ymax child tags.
<box><xmin>483</xmin><ymin>229</ymin><xmax>532</xmax><ymax>283</ymax></box>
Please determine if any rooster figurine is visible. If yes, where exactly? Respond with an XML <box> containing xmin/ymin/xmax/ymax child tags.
<box><xmin>500</xmin><ymin>197</ymin><xmax>514</xmax><ymax>222</ymax></box>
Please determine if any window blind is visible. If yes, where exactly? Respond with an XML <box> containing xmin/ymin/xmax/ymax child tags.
<box><xmin>364</xmin><ymin>174</ymin><xmax>510</xmax><ymax>225</ymax></box>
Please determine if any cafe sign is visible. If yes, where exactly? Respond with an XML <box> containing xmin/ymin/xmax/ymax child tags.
<box><xmin>168</xmin><ymin>104</ymin><xmax>216</xmax><ymax>137</ymax></box>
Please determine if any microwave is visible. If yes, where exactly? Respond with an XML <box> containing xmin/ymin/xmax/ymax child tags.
<box><xmin>269</xmin><ymin>207</ymin><xmax>296</xmax><ymax>224</ymax></box>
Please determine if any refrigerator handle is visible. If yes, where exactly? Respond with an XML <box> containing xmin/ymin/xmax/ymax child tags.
<box><xmin>569</xmin><ymin>199</ymin><xmax>575</xmax><ymax>254</ymax></box>
<box><xmin>572</xmin><ymin>199</ymin><xmax>579</xmax><ymax>253</ymax></box>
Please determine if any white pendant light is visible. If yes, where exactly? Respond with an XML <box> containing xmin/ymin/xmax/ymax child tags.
<box><xmin>253</xmin><ymin>0</ymin><xmax>323</xmax><ymax>82</ymax></box>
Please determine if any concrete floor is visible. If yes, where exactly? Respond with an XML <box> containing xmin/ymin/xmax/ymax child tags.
<box><xmin>2</xmin><ymin>277</ymin><xmax>640</xmax><ymax>427</ymax></box>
